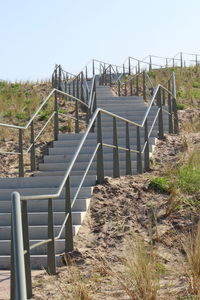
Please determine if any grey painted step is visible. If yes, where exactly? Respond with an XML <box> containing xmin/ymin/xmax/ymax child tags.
<box><xmin>0</xmin><ymin>187</ymin><xmax>92</xmax><ymax>201</ymax></box>
<box><xmin>0</xmin><ymin>255</ymin><xmax>63</xmax><ymax>269</ymax></box>
<box><xmin>0</xmin><ymin>224</ymin><xmax>80</xmax><ymax>240</ymax></box>
<box><xmin>0</xmin><ymin>211</ymin><xmax>86</xmax><ymax>226</ymax></box>
<box><xmin>0</xmin><ymin>175</ymin><xmax>96</xmax><ymax>189</ymax></box>
<box><xmin>0</xmin><ymin>197</ymin><xmax>90</xmax><ymax>213</ymax></box>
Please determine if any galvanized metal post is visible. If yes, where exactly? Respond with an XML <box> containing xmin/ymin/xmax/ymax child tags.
<box><xmin>136</xmin><ymin>127</ymin><xmax>142</xmax><ymax>173</ymax></box>
<box><xmin>96</xmin><ymin>112</ymin><xmax>104</xmax><ymax>183</ymax></box>
<box><xmin>162</xmin><ymin>89</ymin><xmax>165</xmax><ymax>105</ymax></box>
<box><xmin>125</xmin><ymin>122</ymin><xmax>132</xmax><ymax>175</ymax></box>
<box><xmin>80</xmin><ymin>72</ymin><xmax>83</xmax><ymax>101</ymax></box>
<box><xmin>113</xmin><ymin>117</ymin><xmax>120</xmax><ymax>177</ymax></box>
<box><xmin>55</xmin><ymin>65</ymin><xmax>58</xmax><ymax>89</ymax></box>
<box><xmin>109</xmin><ymin>65</ymin><xmax>112</xmax><ymax>87</ymax></box>
<box><xmin>118</xmin><ymin>81</ymin><xmax>121</xmax><ymax>96</ymax></box>
<box><xmin>128</xmin><ymin>57</ymin><xmax>131</xmax><ymax>75</ymax></box>
<box><xmin>65</xmin><ymin>176</ymin><xmax>73</xmax><ymax>253</ymax></box>
<box><xmin>144</xmin><ymin>120</ymin><xmax>150</xmax><ymax>171</ymax></box>
<box><xmin>180</xmin><ymin>52</ymin><xmax>183</xmax><ymax>68</ymax></box>
<box><xmin>54</xmin><ymin>91</ymin><xmax>59</xmax><ymax>140</ymax></box>
<box><xmin>136</xmin><ymin>74</ymin><xmax>139</xmax><ymax>96</ymax></box>
<box><xmin>158</xmin><ymin>87</ymin><xmax>164</xmax><ymax>139</ymax></box>
<box><xmin>138</xmin><ymin>61</ymin><xmax>140</xmax><ymax>73</ymax></box>
<box><xmin>75</xmin><ymin>100</ymin><xmax>79</xmax><ymax>133</ymax></box>
<box><xmin>85</xmin><ymin>66</ymin><xmax>88</xmax><ymax>80</ymax></box>
<box><xmin>167</xmin><ymin>80</ymin><xmax>173</xmax><ymax>133</ymax></box>
<box><xmin>58</xmin><ymin>65</ymin><xmax>62</xmax><ymax>90</ymax></box>
<box><xmin>149</xmin><ymin>56</ymin><xmax>152</xmax><ymax>71</ymax></box>
<box><xmin>92</xmin><ymin>59</ymin><xmax>95</xmax><ymax>76</ymax></box>
<box><xmin>18</xmin><ymin>129</ymin><xmax>24</xmax><ymax>177</ymax></box>
<box><xmin>172</xmin><ymin>72</ymin><xmax>179</xmax><ymax>134</ymax></box>
<box><xmin>21</xmin><ymin>200</ymin><xmax>32</xmax><ymax>299</ymax></box>
<box><xmin>11</xmin><ymin>192</ymin><xmax>27</xmax><ymax>300</ymax></box>
<box><xmin>76</xmin><ymin>76</ymin><xmax>79</xmax><ymax>98</ymax></box>
<box><xmin>72</xmin><ymin>80</ymin><xmax>75</xmax><ymax>96</ymax></box>
<box><xmin>10</xmin><ymin>225</ymin><xmax>15</xmax><ymax>300</ymax></box>
<box><xmin>130</xmin><ymin>79</ymin><xmax>133</xmax><ymax>96</ymax></box>
<box><xmin>143</xmin><ymin>71</ymin><xmax>146</xmax><ymax>101</ymax></box>
<box><xmin>47</xmin><ymin>198</ymin><xmax>56</xmax><ymax>275</ymax></box>
<box><xmin>30</xmin><ymin>121</ymin><xmax>36</xmax><ymax>172</ymax></box>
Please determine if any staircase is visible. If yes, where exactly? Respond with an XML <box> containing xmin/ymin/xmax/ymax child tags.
<box><xmin>0</xmin><ymin>75</ymin><xmax>169</xmax><ymax>271</ymax></box>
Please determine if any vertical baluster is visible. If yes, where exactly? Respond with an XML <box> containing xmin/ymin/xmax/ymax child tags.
<box><xmin>11</xmin><ymin>192</ymin><xmax>27</xmax><ymax>300</ymax></box>
<box><xmin>137</xmin><ymin>127</ymin><xmax>142</xmax><ymax>173</ymax></box>
<box><xmin>158</xmin><ymin>87</ymin><xmax>164</xmax><ymax>139</ymax></box>
<box><xmin>143</xmin><ymin>71</ymin><xmax>146</xmax><ymax>101</ymax></box>
<box><xmin>96</xmin><ymin>112</ymin><xmax>104</xmax><ymax>183</ymax></box>
<box><xmin>113</xmin><ymin>117</ymin><xmax>120</xmax><ymax>177</ymax></box>
<box><xmin>118</xmin><ymin>81</ymin><xmax>121</xmax><ymax>96</ymax></box>
<box><xmin>65</xmin><ymin>176</ymin><xmax>73</xmax><ymax>253</ymax></box>
<box><xmin>18</xmin><ymin>129</ymin><xmax>24</xmax><ymax>177</ymax></box>
<box><xmin>144</xmin><ymin>119</ymin><xmax>150</xmax><ymax>171</ymax></box>
<box><xmin>125</xmin><ymin>122</ymin><xmax>132</xmax><ymax>175</ymax></box>
<box><xmin>168</xmin><ymin>80</ymin><xmax>173</xmax><ymax>133</ymax></box>
<box><xmin>75</xmin><ymin>100</ymin><xmax>79</xmax><ymax>133</ymax></box>
<box><xmin>47</xmin><ymin>198</ymin><xmax>56</xmax><ymax>274</ymax></box>
<box><xmin>30</xmin><ymin>121</ymin><xmax>36</xmax><ymax>172</ymax></box>
<box><xmin>109</xmin><ymin>65</ymin><xmax>112</xmax><ymax>87</ymax></box>
<box><xmin>130</xmin><ymin>78</ymin><xmax>133</xmax><ymax>96</ymax></box>
<box><xmin>136</xmin><ymin>74</ymin><xmax>139</xmax><ymax>96</ymax></box>
<box><xmin>128</xmin><ymin>57</ymin><xmax>131</xmax><ymax>75</ymax></box>
<box><xmin>21</xmin><ymin>200</ymin><xmax>32</xmax><ymax>298</ymax></box>
<box><xmin>54</xmin><ymin>91</ymin><xmax>59</xmax><ymax>140</ymax></box>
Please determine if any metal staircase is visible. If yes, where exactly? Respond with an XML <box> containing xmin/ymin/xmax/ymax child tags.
<box><xmin>0</xmin><ymin>60</ymin><xmax>179</xmax><ymax>299</ymax></box>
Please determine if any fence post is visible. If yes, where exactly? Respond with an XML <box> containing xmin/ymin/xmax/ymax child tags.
<box><xmin>144</xmin><ymin>120</ymin><xmax>150</xmax><ymax>171</ymax></box>
<box><xmin>138</xmin><ymin>61</ymin><xmax>140</xmax><ymax>73</ymax></box>
<box><xmin>136</xmin><ymin>74</ymin><xmax>139</xmax><ymax>96</ymax></box>
<box><xmin>125</xmin><ymin>122</ymin><xmax>132</xmax><ymax>175</ymax></box>
<box><xmin>58</xmin><ymin>65</ymin><xmax>62</xmax><ymax>90</ymax></box>
<box><xmin>180</xmin><ymin>52</ymin><xmax>183</xmax><ymax>68</ymax></box>
<box><xmin>75</xmin><ymin>100</ymin><xmax>79</xmax><ymax>133</ymax></box>
<box><xmin>137</xmin><ymin>127</ymin><xmax>142</xmax><ymax>173</ymax></box>
<box><xmin>11</xmin><ymin>192</ymin><xmax>27</xmax><ymax>300</ymax></box>
<box><xmin>149</xmin><ymin>56</ymin><xmax>152</xmax><ymax>71</ymax></box>
<box><xmin>143</xmin><ymin>71</ymin><xmax>146</xmax><ymax>101</ymax></box>
<box><xmin>65</xmin><ymin>176</ymin><xmax>73</xmax><ymax>253</ymax></box>
<box><xmin>118</xmin><ymin>81</ymin><xmax>121</xmax><ymax>96</ymax></box>
<box><xmin>54</xmin><ymin>91</ymin><xmax>59</xmax><ymax>140</ymax></box>
<box><xmin>123</xmin><ymin>64</ymin><xmax>125</xmax><ymax>77</ymax></box>
<box><xmin>85</xmin><ymin>66</ymin><xmax>88</xmax><ymax>80</ymax></box>
<box><xmin>18</xmin><ymin>129</ymin><xmax>24</xmax><ymax>177</ymax></box>
<box><xmin>47</xmin><ymin>198</ymin><xmax>56</xmax><ymax>275</ymax></box>
<box><xmin>157</xmin><ymin>87</ymin><xmax>164</xmax><ymax>139</ymax></box>
<box><xmin>109</xmin><ymin>65</ymin><xmax>112</xmax><ymax>87</ymax></box>
<box><xmin>92</xmin><ymin>59</ymin><xmax>95</xmax><ymax>75</ymax></box>
<box><xmin>113</xmin><ymin>117</ymin><xmax>120</xmax><ymax>177</ymax></box>
<box><xmin>130</xmin><ymin>78</ymin><xmax>133</xmax><ymax>96</ymax></box>
<box><xmin>96</xmin><ymin>112</ymin><xmax>104</xmax><ymax>183</ymax></box>
<box><xmin>30</xmin><ymin>121</ymin><xmax>36</xmax><ymax>171</ymax></box>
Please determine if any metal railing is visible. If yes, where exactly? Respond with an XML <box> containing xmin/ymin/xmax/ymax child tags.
<box><xmin>10</xmin><ymin>70</ymin><xmax>178</xmax><ymax>299</ymax></box>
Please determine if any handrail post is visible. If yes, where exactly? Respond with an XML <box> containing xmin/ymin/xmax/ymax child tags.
<box><xmin>118</xmin><ymin>81</ymin><xmax>121</xmax><ymax>96</ymax></box>
<box><xmin>128</xmin><ymin>57</ymin><xmax>131</xmax><ymax>75</ymax></box>
<box><xmin>130</xmin><ymin>78</ymin><xmax>133</xmax><ymax>96</ymax></box>
<box><xmin>123</xmin><ymin>64</ymin><xmax>125</xmax><ymax>77</ymax></box>
<box><xmin>149</xmin><ymin>55</ymin><xmax>152</xmax><ymax>71</ymax></box>
<box><xmin>96</xmin><ymin>112</ymin><xmax>104</xmax><ymax>183</ymax></box>
<box><xmin>30</xmin><ymin>121</ymin><xmax>36</xmax><ymax>172</ymax></box>
<box><xmin>172</xmin><ymin>72</ymin><xmax>179</xmax><ymax>134</ymax></box>
<box><xmin>75</xmin><ymin>100</ymin><xmax>79</xmax><ymax>133</ymax></box>
<box><xmin>80</xmin><ymin>72</ymin><xmax>83</xmax><ymax>101</ymax></box>
<box><xmin>158</xmin><ymin>87</ymin><xmax>164</xmax><ymax>139</ymax></box>
<box><xmin>138</xmin><ymin>61</ymin><xmax>140</xmax><ymax>73</ymax></box>
<box><xmin>18</xmin><ymin>129</ymin><xmax>24</xmax><ymax>177</ymax></box>
<box><xmin>92</xmin><ymin>59</ymin><xmax>95</xmax><ymax>75</ymax></box>
<box><xmin>85</xmin><ymin>66</ymin><xmax>88</xmax><ymax>80</ymax></box>
<box><xmin>72</xmin><ymin>79</ymin><xmax>75</xmax><ymax>96</ymax></box>
<box><xmin>11</xmin><ymin>192</ymin><xmax>27</xmax><ymax>300</ymax></box>
<box><xmin>54</xmin><ymin>91</ymin><xmax>59</xmax><ymax>140</ymax></box>
<box><xmin>168</xmin><ymin>80</ymin><xmax>173</xmax><ymax>133</ymax></box>
<box><xmin>124</xmin><ymin>81</ymin><xmax>127</xmax><ymax>96</ymax></box>
<box><xmin>143</xmin><ymin>71</ymin><xmax>146</xmax><ymax>101</ymax></box>
<box><xmin>125</xmin><ymin>122</ymin><xmax>132</xmax><ymax>175</ymax></box>
<box><xmin>76</xmin><ymin>76</ymin><xmax>79</xmax><ymax>98</ymax></box>
<box><xmin>55</xmin><ymin>65</ymin><xmax>58</xmax><ymax>89</ymax></box>
<box><xmin>65</xmin><ymin>176</ymin><xmax>73</xmax><ymax>253</ymax></box>
<box><xmin>21</xmin><ymin>200</ymin><xmax>32</xmax><ymax>298</ymax></box>
<box><xmin>109</xmin><ymin>65</ymin><xmax>112</xmax><ymax>87</ymax></box>
<box><xmin>113</xmin><ymin>117</ymin><xmax>120</xmax><ymax>177</ymax></box>
<box><xmin>47</xmin><ymin>198</ymin><xmax>56</xmax><ymax>275</ymax></box>
<box><xmin>137</xmin><ymin>127</ymin><xmax>142</xmax><ymax>173</ymax></box>
<box><xmin>136</xmin><ymin>74</ymin><xmax>139</xmax><ymax>96</ymax></box>
<box><xmin>144</xmin><ymin>120</ymin><xmax>150</xmax><ymax>171</ymax></box>
<box><xmin>180</xmin><ymin>52</ymin><xmax>183</xmax><ymax>68</ymax></box>
<box><xmin>58</xmin><ymin>65</ymin><xmax>62</xmax><ymax>90</ymax></box>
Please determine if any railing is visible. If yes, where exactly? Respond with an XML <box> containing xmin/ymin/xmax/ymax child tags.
<box><xmin>11</xmin><ymin>71</ymin><xmax>178</xmax><ymax>299</ymax></box>
<box><xmin>0</xmin><ymin>86</ymin><xmax>94</xmax><ymax>177</ymax></box>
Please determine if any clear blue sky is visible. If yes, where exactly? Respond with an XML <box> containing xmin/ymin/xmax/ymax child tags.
<box><xmin>0</xmin><ymin>0</ymin><xmax>199</xmax><ymax>81</ymax></box>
